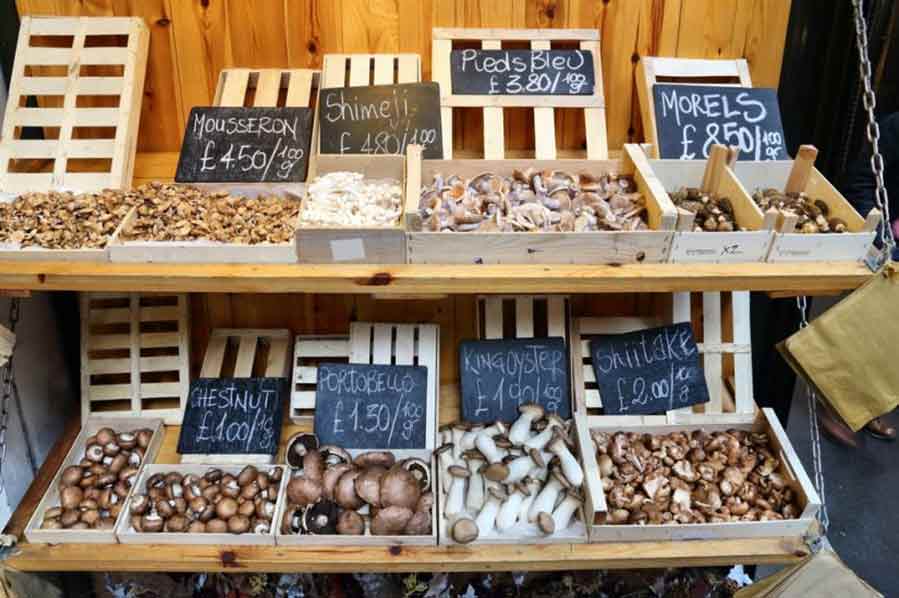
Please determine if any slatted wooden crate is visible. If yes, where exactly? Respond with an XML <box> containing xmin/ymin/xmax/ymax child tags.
<box><xmin>476</xmin><ymin>295</ymin><xmax>569</xmax><ymax>341</ymax></box>
<box><xmin>0</xmin><ymin>17</ymin><xmax>149</xmax><ymax>193</ymax></box>
<box><xmin>80</xmin><ymin>293</ymin><xmax>189</xmax><ymax>425</ymax></box>
<box><xmin>431</xmin><ymin>28</ymin><xmax>607</xmax><ymax>160</ymax></box>
<box><xmin>635</xmin><ymin>57</ymin><xmax>752</xmax><ymax>159</ymax></box>
<box><xmin>405</xmin><ymin>145</ymin><xmax>678</xmax><ymax>264</ymax></box>
<box><xmin>115</xmin><ymin>464</ymin><xmax>287</xmax><ymax>546</ymax></box>
<box><xmin>732</xmin><ymin>146</ymin><xmax>880</xmax><ymax>262</ymax></box>
<box><xmin>181</xmin><ymin>328</ymin><xmax>292</xmax><ymax>465</ymax></box>
<box><xmin>289</xmin><ymin>322</ymin><xmax>439</xmax><ymax>450</ymax></box>
<box><xmin>24</xmin><ymin>417</ymin><xmax>165</xmax><ymax>544</ymax></box>
<box><xmin>645</xmin><ymin>145</ymin><xmax>777</xmax><ymax>263</ymax></box>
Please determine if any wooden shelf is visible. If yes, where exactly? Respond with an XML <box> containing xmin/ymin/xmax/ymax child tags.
<box><xmin>0</xmin><ymin>260</ymin><xmax>871</xmax><ymax>295</ymax></box>
<box><xmin>1</xmin><ymin>416</ymin><xmax>811</xmax><ymax>573</ymax></box>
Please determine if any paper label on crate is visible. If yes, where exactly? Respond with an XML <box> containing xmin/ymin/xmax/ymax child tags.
<box><xmin>451</xmin><ymin>49</ymin><xmax>595</xmax><ymax>96</ymax></box>
<box><xmin>652</xmin><ymin>85</ymin><xmax>787</xmax><ymax>161</ymax></box>
<box><xmin>313</xmin><ymin>363</ymin><xmax>429</xmax><ymax>449</ymax></box>
<box><xmin>588</xmin><ymin>322</ymin><xmax>709</xmax><ymax>415</ymax></box>
<box><xmin>329</xmin><ymin>238</ymin><xmax>366</xmax><ymax>262</ymax></box>
<box><xmin>458</xmin><ymin>337</ymin><xmax>571</xmax><ymax>423</ymax></box>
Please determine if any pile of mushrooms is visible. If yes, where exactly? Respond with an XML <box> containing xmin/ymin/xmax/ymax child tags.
<box><xmin>280</xmin><ymin>434</ymin><xmax>432</xmax><ymax>536</ymax></box>
<box><xmin>669</xmin><ymin>188</ymin><xmax>743</xmax><ymax>232</ymax></box>
<box><xmin>127</xmin><ymin>466</ymin><xmax>282</xmax><ymax>534</ymax></box>
<box><xmin>438</xmin><ymin>404</ymin><xmax>584</xmax><ymax>544</ymax></box>
<box><xmin>591</xmin><ymin>429</ymin><xmax>801</xmax><ymax>525</ymax></box>
<box><xmin>752</xmin><ymin>189</ymin><xmax>847</xmax><ymax>234</ymax></box>
<box><xmin>40</xmin><ymin>427</ymin><xmax>152</xmax><ymax>531</ymax></box>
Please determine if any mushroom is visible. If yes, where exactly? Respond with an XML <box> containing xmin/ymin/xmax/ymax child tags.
<box><xmin>320</xmin><ymin>445</ymin><xmax>352</xmax><ymax>467</ymax></box>
<box><xmin>285</xmin><ymin>433</ymin><xmax>319</xmax><ymax>469</ymax></box>
<box><xmin>474</xmin><ymin>486</ymin><xmax>506</xmax><ymax>536</ymax></box>
<box><xmin>333</xmin><ymin>469</ymin><xmax>364</xmax><ymax>511</ymax></box>
<box><xmin>404</xmin><ymin>508</ymin><xmax>432</xmax><ymax>536</ymax></box>
<box><xmin>371</xmin><ymin>506</ymin><xmax>413</xmax><ymax>535</ymax></box>
<box><xmin>354</xmin><ymin>451</ymin><xmax>396</xmax><ymax>469</ymax></box>
<box><xmin>336</xmin><ymin>510</ymin><xmax>365</xmax><ymax>535</ymax></box>
<box><xmin>286</xmin><ymin>474</ymin><xmax>323</xmax><ymax>507</ymax></box>
<box><xmin>475</xmin><ymin>431</ymin><xmax>504</xmax><ymax>464</ymax></box>
<box><xmin>302</xmin><ymin>450</ymin><xmax>325</xmax><ymax>484</ymax></box>
<box><xmin>302</xmin><ymin>500</ymin><xmax>339</xmax><ymax>534</ymax></box>
<box><xmin>464</xmin><ymin>451</ymin><xmax>486</xmax><ymax>512</ymax></box>
<box><xmin>380</xmin><ymin>463</ymin><xmax>421</xmax><ymax>510</ymax></box>
<box><xmin>435</xmin><ymin>443</ymin><xmax>456</xmax><ymax>484</ymax></box>
<box><xmin>509</xmin><ymin>404</ymin><xmax>544</xmax><ymax>445</ymax></box>
<box><xmin>528</xmin><ymin>469</ymin><xmax>566</xmax><ymax>523</ymax></box>
<box><xmin>550</xmin><ymin>489</ymin><xmax>583</xmax><ymax>532</ymax></box>
<box><xmin>517</xmin><ymin>477</ymin><xmax>543</xmax><ymax>524</ymax></box>
<box><xmin>354</xmin><ymin>466</ymin><xmax>387</xmax><ymax>507</ymax></box>
<box><xmin>548</xmin><ymin>430</ymin><xmax>583</xmax><ymax>487</ymax></box>
<box><xmin>484</xmin><ymin>448</ymin><xmax>545</xmax><ymax>484</ymax></box>
<box><xmin>451</xmin><ymin>517</ymin><xmax>479</xmax><ymax>544</ymax></box>
<box><xmin>444</xmin><ymin>465</ymin><xmax>470</xmax><ymax>518</ymax></box>
<box><xmin>402</xmin><ymin>457</ymin><xmax>431</xmax><ymax>493</ymax></box>
<box><xmin>524</xmin><ymin>414</ymin><xmax>565</xmax><ymax>450</ymax></box>
<box><xmin>496</xmin><ymin>483</ymin><xmax>531</xmax><ymax>531</ymax></box>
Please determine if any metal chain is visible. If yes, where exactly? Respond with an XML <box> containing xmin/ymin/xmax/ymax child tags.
<box><xmin>852</xmin><ymin>0</ymin><xmax>896</xmax><ymax>254</ymax></box>
<box><xmin>796</xmin><ymin>296</ymin><xmax>830</xmax><ymax>537</ymax></box>
<box><xmin>0</xmin><ymin>298</ymin><xmax>20</xmax><ymax>495</ymax></box>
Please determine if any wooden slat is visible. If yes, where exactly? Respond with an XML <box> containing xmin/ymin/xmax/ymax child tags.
<box><xmin>139</xmin><ymin>305</ymin><xmax>180</xmax><ymax>321</ymax></box>
<box><xmin>285</xmin><ymin>70</ymin><xmax>313</xmax><ymax>107</ymax></box>
<box><xmin>702</xmin><ymin>292</ymin><xmax>724</xmax><ymax>413</ymax></box>
<box><xmin>349</xmin><ymin>55</ymin><xmax>370</xmax><ymax>86</ymax></box>
<box><xmin>373</xmin><ymin>55</ymin><xmax>393</xmax><ymax>84</ymax></box>
<box><xmin>394</xmin><ymin>325</ymin><xmax>415</xmax><ymax>365</ymax></box>
<box><xmin>322</xmin><ymin>55</ymin><xmax>347</xmax><ymax>87</ymax></box>
<box><xmin>18</xmin><ymin>76</ymin><xmax>123</xmax><ymax>96</ymax></box>
<box><xmin>234</xmin><ymin>336</ymin><xmax>257</xmax><ymax>377</ymax></box>
<box><xmin>200</xmin><ymin>336</ymin><xmax>227</xmax><ymax>377</ymax></box>
<box><xmin>87</xmin><ymin>333</ymin><xmax>131</xmax><ymax>350</ymax></box>
<box><xmin>139</xmin><ymin>331</ymin><xmax>181</xmax><ymax>348</ymax></box>
<box><xmin>481</xmin><ymin>39</ymin><xmax>504</xmax><ymax>159</ymax></box>
<box><xmin>531</xmin><ymin>40</ymin><xmax>556</xmax><ymax>160</ymax></box>
<box><xmin>433</xmin><ymin>28</ymin><xmax>599</xmax><ymax>41</ymax></box>
<box><xmin>350</xmin><ymin>322</ymin><xmax>373</xmax><ymax>362</ymax></box>
<box><xmin>266</xmin><ymin>336</ymin><xmax>289</xmax><ymax>377</ymax></box>
<box><xmin>86</xmin><ymin>384</ymin><xmax>132</xmax><ymax>401</ymax></box>
<box><xmin>397</xmin><ymin>54</ymin><xmax>418</xmax><ymax>83</ymax></box>
<box><xmin>371</xmin><ymin>324</ymin><xmax>393</xmax><ymax>364</ymax></box>
<box><xmin>87</xmin><ymin>357</ymin><xmax>131</xmax><ymax>375</ymax></box>
<box><xmin>6</xmin><ymin>139</ymin><xmax>115</xmax><ymax>159</ymax></box>
<box><xmin>515</xmin><ymin>297</ymin><xmax>534</xmax><ymax>338</ymax></box>
<box><xmin>139</xmin><ymin>382</ymin><xmax>183</xmax><ymax>398</ymax></box>
<box><xmin>547</xmin><ymin>296</ymin><xmax>565</xmax><ymax>339</ymax></box>
<box><xmin>295</xmin><ymin>339</ymin><xmax>349</xmax><ymax>357</ymax></box>
<box><xmin>219</xmin><ymin>69</ymin><xmax>250</xmax><ymax>107</ymax></box>
<box><xmin>731</xmin><ymin>291</ymin><xmax>754</xmax><ymax>414</ymax></box>
<box><xmin>432</xmin><ymin>38</ymin><xmax>453</xmax><ymax>159</ymax></box>
<box><xmin>484</xmin><ymin>296</ymin><xmax>503</xmax><ymax>339</ymax></box>
<box><xmin>138</xmin><ymin>355</ymin><xmax>183</xmax><ymax>373</ymax></box>
<box><xmin>253</xmin><ymin>70</ymin><xmax>281</xmax><ymax>107</ymax></box>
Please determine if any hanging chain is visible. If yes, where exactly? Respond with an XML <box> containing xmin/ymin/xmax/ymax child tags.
<box><xmin>852</xmin><ymin>0</ymin><xmax>896</xmax><ymax>255</ymax></box>
<box><xmin>796</xmin><ymin>296</ymin><xmax>830</xmax><ymax>538</ymax></box>
<box><xmin>0</xmin><ymin>299</ymin><xmax>21</xmax><ymax>495</ymax></box>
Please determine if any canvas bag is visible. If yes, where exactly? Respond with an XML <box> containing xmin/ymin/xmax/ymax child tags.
<box><xmin>735</xmin><ymin>548</ymin><xmax>882</xmax><ymax>598</ymax></box>
<box><xmin>779</xmin><ymin>262</ymin><xmax>899</xmax><ymax>432</ymax></box>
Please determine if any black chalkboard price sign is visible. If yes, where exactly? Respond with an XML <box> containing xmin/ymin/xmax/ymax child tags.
<box><xmin>652</xmin><ymin>84</ymin><xmax>786</xmax><ymax>161</ymax></box>
<box><xmin>177</xmin><ymin>377</ymin><xmax>286</xmax><ymax>456</ymax></box>
<box><xmin>588</xmin><ymin>323</ymin><xmax>710</xmax><ymax>415</ymax></box>
<box><xmin>451</xmin><ymin>49</ymin><xmax>595</xmax><ymax>96</ymax></box>
<box><xmin>318</xmin><ymin>82</ymin><xmax>443</xmax><ymax>159</ymax></box>
<box><xmin>314</xmin><ymin>363</ymin><xmax>429</xmax><ymax>449</ymax></box>
<box><xmin>175</xmin><ymin>107</ymin><xmax>313</xmax><ymax>183</ymax></box>
<box><xmin>459</xmin><ymin>337</ymin><xmax>570</xmax><ymax>423</ymax></box>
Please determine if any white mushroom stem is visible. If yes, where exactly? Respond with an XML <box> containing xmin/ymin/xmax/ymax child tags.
<box><xmin>483</xmin><ymin>422</ymin><xmax>506</xmax><ymax>437</ymax></box>
<box><xmin>509</xmin><ymin>405</ymin><xmax>544</xmax><ymax>445</ymax></box>
<box><xmin>496</xmin><ymin>487</ymin><xmax>526</xmax><ymax>531</ymax></box>
<box><xmin>459</xmin><ymin>425</ymin><xmax>484</xmax><ymax>453</ymax></box>
<box><xmin>501</xmin><ymin>451</ymin><xmax>545</xmax><ymax>484</ymax></box>
<box><xmin>450</xmin><ymin>427</ymin><xmax>466</xmax><ymax>461</ymax></box>
<box><xmin>523</xmin><ymin>417</ymin><xmax>564</xmax><ymax>450</ymax></box>
<box><xmin>475</xmin><ymin>490</ymin><xmax>504</xmax><ymax>535</ymax></box>
<box><xmin>528</xmin><ymin>475</ymin><xmax>563</xmax><ymax>523</ymax></box>
<box><xmin>465</xmin><ymin>456</ymin><xmax>486</xmax><ymax>512</ymax></box>
<box><xmin>437</xmin><ymin>444</ymin><xmax>456</xmax><ymax>473</ymax></box>
<box><xmin>445</xmin><ymin>470</ymin><xmax>468</xmax><ymax>518</ymax></box>
<box><xmin>551</xmin><ymin>492</ymin><xmax>581</xmax><ymax>532</ymax></box>
<box><xmin>517</xmin><ymin>479</ymin><xmax>542</xmax><ymax>523</ymax></box>
<box><xmin>475</xmin><ymin>432</ymin><xmax>504</xmax><ymax>464</ymax></box>
<box><xmin>548</xmin><ymin>433</ymin><xmax>583</xmax><ymax>487</ymax></box>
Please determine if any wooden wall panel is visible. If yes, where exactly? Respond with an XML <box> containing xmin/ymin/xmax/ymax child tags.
<box><xmin>16</xmin><ymin>0</ymin><xmax>792</xmax><ymax>153</ymax></box>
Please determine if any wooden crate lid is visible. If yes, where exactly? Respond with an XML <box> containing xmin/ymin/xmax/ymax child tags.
<box><xmin>0</xmin><ymin>17</ymin><xmax>149</xmax><ymax>193</ymax></box>
<box><xmin>431</xmin><ymin>27</ymin><xmax>607</xmax><ymax>160</ymax></box>
<box><xmin>214</xmin><ymin>68</ymin><xmax>319</xmax><ymax>109</ymax></box>
<box><xmin>200</xmin><ymin>328</ymin><xmax>292</xmax><ymax>379</ymax></box>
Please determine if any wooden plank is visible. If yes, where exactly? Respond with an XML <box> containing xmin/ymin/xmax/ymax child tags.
<box><xmin>484</xmin><ymin>296</ymin><xmax>503</xmax><ymax>339</ymax></box>
<box><xmin>397</xmin><ymin>54</ymin><xmax>418</xmax><ymax>83</ymax></box>
<box><xmin>531</xmin><ymin>40</ymin><xmax>556</xmax><ymax>160</ymax></box>
<box><xmin>547</xmin><ymin>296</ymin><xmax>565</xmax><ymax>339</ymax></box>
<box><xmin>372</xmin><ymin>324</ymin><xmax>393</xmax><ymax>364</ymax></box>
<box><xmin>701</xmin><ymin>292</ymin><xmax>723</xmax><ymax>414</ymax></box>
<box><xmin>199</xmin><ymin>336</ymin><xmax>227</xmax><ymax>377</ymax></box>
<box><xmin>253</xmin><ymin>70</ymin><xmax>282</xmax><ymax>107</ymax></box>
<box><xmin>285</xmin><ymin>70</ymin><xmax>313</xmax><ymax>107</ymax></box>
<box><xmin>394</xmin><ymin>325</ymin><xmax>415</xmax><ymax>364</ymax></box>
<box><xmin>234</xmin><ymin>335</ymin><xmax>257</xmax><ymax>377</ymax></box>
<box><xmin>373</xmin><ymin>54</ymin><xmax>393</xmax><ymax>84</ymax></box>
<box><xmin>515</xmin><ymin>297</ymin><xmax>534</xmax><ymax>338</ymax></box>
<box><xmin>219</xmin><ymin>69</ymin><xmax>250</xmax><ymax>107</ymax></box>
<box><xmin>350</xmin><ymin>322</ymin><xmax>373</xmax><ymax>362</ymax></box>
<box><xmin>265</xmin><ymin>336</ymin><xmax>289</xmax><ymax>377</ymax></box>
<box><xmin>481</xmin><ymin>39</ymin><xmax>504</xmax><ymax>159</ymax></box>
<box><xmin>432</xmin><ymin>38</ymin><xmax>454</xmax><ymax>159</ymax></box>
<box><xmin>731</xmin><ymin>291</ymin><xmax>754</xmax><ymax>414</ymax></box>
<box><xmin>349</xmin><ymin>55</ymin><xmax>371</xmax><ymax>86</ymax></box>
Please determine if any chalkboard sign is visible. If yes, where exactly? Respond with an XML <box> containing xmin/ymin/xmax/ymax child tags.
<box><xmin>451</xmin><ymin>49</ymin><xmax>595</xmax><ymax>96</ymax></box>
<box><xmin>459</xmin><ymin>337</ymin><xmax>570</xmax><ymax>423</ymax></box>
<box><xmin>588</xmin><ymin>323</ymin><xmax>710</xmax><ymax>415</ymax></box>
<box><xmin>652</xmin><ymin>84</ymin><xmax>786</xmax><ymax>161</ymax></box>
<box><xmin>314</xmin><ymin>363</ymin><xmax>429</xmax><ymax>449</ymax></box>
<box><xmin>175</xmin><ymin>107</ymin><xmax>313</xmax><ymax>183</ymax></box>
<box><xmin>177</xmin><ymin>377</ymin><xmax>286</xmax><ymax>456</ymax></box>
<box><xmin>318</xmin><ymin>82</ymin><xmax>443</xmax><ymax>159</ymax></box>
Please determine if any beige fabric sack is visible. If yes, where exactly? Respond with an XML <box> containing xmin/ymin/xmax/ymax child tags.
<box><xmin>735</xmin><ymin>548</ymin><xmax>882</xmax><ymax>597</ymax></box>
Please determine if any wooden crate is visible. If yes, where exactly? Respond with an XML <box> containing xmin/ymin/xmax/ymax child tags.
<box><xmin>644</xmin><ymin>145</ymin><xmax>776</xmax><ymax>263</ymax></box>
<box><xmin>296</xmin><ymin>154</ymin><xmax>407</xmax><ymax>263</ymax></box>
<box><xmin>432</xmin><ymin>28</ymin><xmax>607</xmax><ymax>160</ymax></box>
<box><xmin>80</xmin><ymin>293</ymin><xmax>190</xmax><ymax>425</ymax></box>
<box><xmin>289</xmin><ymin>322</ymin><xmax>440</xmax><ymax>451</ymax></box>
<box><xmin>275</xmin><ymin>449</ymin><xmax>437</xmax><ymax>546</ymax></box>
<box><xmin>0</xmin><ymin>17</ymin><xmax>149</xmax><ymax>194</ymax></box>
<box><xmin>635</xmin><ymin>57</ymin><xmax>753</xmax><ymax>159</ymax></box>
<box><xmin>24</xmin><ymin>417</ymin><xmax>164</xmax><ymax>544</ymax></box>
<box><xmin>181</xmin><ymin>328</ymin><xmax>292</xmax><ymax>465</ymax></box>
<box><xmin>115</xmin><ymin>464</ymin><xmax>287</xmax><ymax>545</ymax></box>
<box><xmin>573</xmin><ymin>408</ymin><xmax>821</xmax><ymax>542</ymax></box>
<box><xmin>571</xmin><ymin>291</ymin><xmax>755</xmax><ymax>418</ymax></box>
<box><xmin>476</xmin><ymin>295</ymin><xmax>569</xmax><ymax>341</ymax></box>
<box><xmin>405</xmin><ymin>145</ymin><xmax>678</xmax><ymax>264</ymax></box>
<box><xmin>731</xmin><ymin>146</ymin><xmax>880</xmax><ymax>262</ymax></box>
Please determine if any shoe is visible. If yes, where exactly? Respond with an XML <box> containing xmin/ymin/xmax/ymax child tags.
<box><xmin>817</xmin><ymin>404</ymin><xmax>858</xmax><ymax>448</ymax></box>
<box><xmin>865</xmin><ymin>417</ymin><xmax>897</xmax><ymax>441</ymax></box>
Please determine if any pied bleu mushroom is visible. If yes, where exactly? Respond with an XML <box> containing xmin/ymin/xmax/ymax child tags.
<box><xmin>444</xmin><ymin>465</ymin><xmax>470</xmax><ymax>518</ymax></box>
<box><xmin>496</xmin><ymin>482</ymin><xmax>531</xmax><ymax>531</ymax></box>
<box><xmin>528</xmin><ymin>468</ymin><xmax>566</xmax><ymax>523</ymax></box>
<box><xmin>474</xmin><ymin>486</ymin><xmax>506</xmax><ymax>536</ymax></box>
<box><xmin>548</xmin><ymin>429</ymin><xmax>583</xmax><ymax>488</ymax></box>
<box><xmin>551</xmin><ymin>488</ymin><xmax>583</xmax><ymax>533</ymax></box>
<box><xmin>517</xmin><ymin>477</ymin><xmax>542</xmax><ymax>523</ymax></box>
<box><xmin>464</xmin><ymin>450</ymin><xmax>486</xmax><ymax>512</ymax></box>
<box><xmin>484</xmin><ymin>448</ymin><xmax>546</xmax><ymax>484</ymax></box>
<box><xmin>509</xmin><ymin>404</ymin><xmax>545</xmax><ymax>445</ymax></box>
<box><xmin>524</xmin><ymin>414</ymin><xmax>566</xmax><ymax>450</ymax></box>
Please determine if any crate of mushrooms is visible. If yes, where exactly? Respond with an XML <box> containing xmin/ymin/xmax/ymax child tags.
<box><xmin>437</xmin><ymin>408</ymin><xmax>587</xmax><ymax>545</ymax></box>
<box><xmin>731</xmin><ymin>145</ymin><xmax>879</xmax><ymax>262</ymax></box>
<box><xmin>646</xmin><ymin>145</ymin><xmax>776</xmax><ymax>263</ymax></box>
<box><xmin>24</xmin><ymin>418</ymin><xmax>164</xmax><ymax>544</ymax></box>
<box><xmin>0</xmin><ymin>188</ymin><xmax>141</xmax><ymax>261</ymax></box>
<box><xmin>574</xmin><ymin>409</ymin><xmax>821</xmax><ymax>542</ymax></box>
<box><xmin>295</xmin><ymin>154</ymin><xmax>406</xmax><ymax>263</ymax></box>
<box><xmin>116</xmin><ymin>464</ymin><xmax>287</xmax><ymax>545</ymax></box>
<box><xmin>404</xmin><ymin>144</ymin><xmax>678</xmax><ymax>264</ymax></box>
<box><xmin>107</xmin><ymin>182</ymin><xmax>302</xmax><ymax>263</ymax></box>
<box><xmin>276</xmin><ymin>434</ymin><xmax>436</xmax><ymax>546</ymax></box>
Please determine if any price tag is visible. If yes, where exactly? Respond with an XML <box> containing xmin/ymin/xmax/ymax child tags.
<box><xmin>451</xmin><ymin>49</ymin><xmax>595</xmax><ymax>96</ymax></box>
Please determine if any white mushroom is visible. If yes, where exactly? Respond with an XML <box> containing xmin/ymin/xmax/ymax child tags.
<box><xmin>551</xmin><ymin>489</ymin><xmax>583</xmax><ymax>532</ymax></box>
<box><xmin>475</xmin><ymin>431</ymin><xmax>504</xmax><ymax>464</ymax></box>
<box><xmin>496</xmin><ymin>483</ymin><xmax>530</xmax><ymax>531</ymax></box>
<box><xmin>465</xmin><ymin>452</ymin><xmax>486</xmax><ymax>512</ymax></box>
<box><xmin>528</xmin><ymin>469</ymin><xmax>565</xmax><ymax>523</ymax></box>
<box><xmin>444</xmin><ymin>465</ymin><xmax>470</xmax><ymax>518</ymax></box>
<box><xmin>484</xmin><ymin>449</ymin><xmax>545</xmax><ymax>484</ymax></box>
<box><xmin>459</xmin><ymin>424</ymin><xmax>485</xmax><ymax>453</ymax></box>
<box><xmin>449</xmin><ymin>425</ymin><xmax>466</xmax><ymax>460</ymax></box>
<box><xmin>474</xmin><ymin>486</ymin><xmax>506</xmax><ymax>536</ymax></box>
<box><xmin>509</xmin><ymin>404</ymin><xmax>545</xmax><ymax>445</ymax></box>
<box><xmin>548</xmin><ymin>430</ymin><xmax>583</xmax><ymax>487</ymax></box>
<box><xmin>517</xmin><ymin>477</ymin><xmax>543</xmax><ymax>524</ymax></box>
<box><xmin>524</xmin><ymin>414</ymin><xmax>565</xmax><ymax>450</ymax></box>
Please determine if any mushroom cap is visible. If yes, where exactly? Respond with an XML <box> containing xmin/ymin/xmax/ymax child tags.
<box><xmin>487</xmin><ymin>485</ymin><xmax>507</xmax><ymax>502</ymax></box>
<box><xmin>215</xmin><ymin>497</ymin><xmax>238</xmax><ymax>519</ymax></box>
<box><xmin>451</xmin><ymin>517</ymin><xmax>479</xmax><ymax>543</ymax></box>
<box><xmin>528</xmin><ymin>448</ymin><xmax>547</xmax><ymax>469</ymax></box>
<box><xmin>404</xmin><ymin>509</ymin><xmax>432</xmax><ymax>535</ymax></box>
<box><xmin>434</xmin><ymin>443</ymin><xmax>455</xmax><ymax>458</ymax></box>
<box><xmin>285</xmin><ymin>433</ymin><xmax>320</xmax><ymax>468</ymax></box>
<box><xmin>287</xmin><ymin>475</ymin><xmax>323</xmax><ymax>507</ymax></box>
<box><xmin>546</xmin><ymin>413</ymin><xmax>566</xmax><ymax>427</ymax></box>
<box><xmin>380</xmin><ymin>464</ymin><xmax>421</xmax><ymax>510</ymax></box>
<box><xmin>536</xmin><ymin>512</ymin><xmax>555</xmax><ymax>535</ymax></box>
<box><xmin>302</xmin><ymin>500</ymin><xmax>339</xmax><ymax>534</ymax></box>
<box><xmin>402</xmin><ymin>458</ymin><xmax>432</xmax><ymax>492</ymax></box>
<box><xmin>416</xmin><ymin>491</ymin><xmax>434</xmax><ymax>514</ymax></box>
<box><xmin>483</xmin><ymin>462</ymin><xmax>509</xmax><ymax>482</ymax></box>
<box><xmin>462</xmin><ymin>449</ymin><xmax>485</xmax><ymax>462</ymax></box>
<box><xmin>334</xmin><ymin>468</ymin><xmax>365</xmax><ymax>510</ymax></box>
<box><xmin>336</xmin><ymin>509</ymin><xmax>365</xmax><ymax>535</ymax></box>
<box><xmin>302</xmin><ymin>449</ymin><xmax>325</xmax><ymax>484</ymax></box>
<box><xmin>448</xmin><ymin>464</ymin><xmax>470</xmax><ymax>478</ymax></box>
<box><xmin>227</xmin><ymin>514</ymin><xmax>251</xmax><ymax>534</ymax></box>
<box><xmin>354</xmin><ymin>466</ymin><xmax>387</xmax><ymax>507</ymax></box>
<box><xmin>492</xmin><ymin>421</ymin><xmax>509</xmax><ymax>435</ymax></box>
<box><xmin>319</xmin><ymin>445</ymin><xmax>352</xmax><ymax>466</ymax></box>
<box><xmin>322</xmin><ymin>463</ymin><xmax>354</xmax><ymax>501</ymax></box>
<box><xmin>494</xmin><ymin>436</ymin><xmax>514</xmax><ymax>449</ymax></box>
<box><xmin>354</xmin><ymin>451</ymin><xmax>396</xmax><ymax>469</ymax></box>
<box><xmin>519</xmin><ymin>403</ymin><xmax>545</xmax><ymax>419</ymax></box>
<box><xmin>237</xmin><ymin>465</ymin><xmax>258</xmax><ymax>486</ymax></box>
<box><xmin>370</xmin><ymin>506</ymin><xmax>413</xmax><ymax>535</ymax></box>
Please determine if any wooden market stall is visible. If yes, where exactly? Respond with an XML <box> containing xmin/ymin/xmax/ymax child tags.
<box><xmin>0</xmin><ymin>0</ymin><xmax>875</xmax><ymax>579</ymax></box>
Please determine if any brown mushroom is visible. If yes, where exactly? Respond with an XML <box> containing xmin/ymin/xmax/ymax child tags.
<box><xmin>370</xmin><ymin>505</ymin><xmax>413</xmax><ymax>535</ymax></box>
<box><xmin>379</xmin><ymin>464</ymin><xmax>421</xmax><ymax>510</ymax></box>
<box><xmin>451</xmin><ymin>517</ymin><xmax>479</xmax><ymax>544</ymax></box>
<box><xmin>227</xmin><ymin>515</ymin><xmax>251</xmax><ymax>534</ymax></box>
<box><xmin>354</xmin><ymin>451</ymin><xmax>396</xmax><ymax>469</ymax></box>
<box><xmin>205</xmin><ymin>518</ymin><xmax>228</xmax><ymax>533</ymax></box>
<box><xmin>322</xmin><ymin>463</ymin><xmax>354</xmax><ymax>501</ymax></box>
<box><xmin>354</xmin><ymin>466</ymin><xmax>387</xmax><ymax>507</ymax></box>
<box><xmin>336</xmin><ymin>510</ymin><xmax>365</xmax><ymax>535</ymax></box>
<box><xmin>287</xmin><ymin>475</ymin><xmax>323</xmax><ymax>507</ymax></box>
<box><xmin>334</xmin><ymin>469</ymin><xmax>364</xmax><ymax>511</ymax></box>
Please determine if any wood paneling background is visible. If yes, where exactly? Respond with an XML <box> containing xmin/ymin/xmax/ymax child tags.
<box><xmin>16</xmin><ymin>0</ymin><xmax>792</xmax><ymax>154</ymax></box>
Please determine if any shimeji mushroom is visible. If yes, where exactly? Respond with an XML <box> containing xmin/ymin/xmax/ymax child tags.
<box><xmin>444</xmin><ymin>465</ymin><xmax>470</xmax><ymax>518</ymax></box>
<box><xmin>495</xmin><ymin>483</ymin><xmax>531</xmax><ymax>531</ymax></box>
<box><xmin>527</xmin><ymin>468</ymin><xmax>566</xmax><ymax>523</ymax></box>
<box><xmin>548</xmin><ymin>430</ymin><xmax>583</xmax><ymax>487</ymax></box>
<box><xmin>464</xmin><ymin>451</ymin><xmax>486</xmax><ymax>512</ymax></box>
<box><xmin>524</xmin><ymin>414</ymin><xmax>566</xmax><ymax>450</ymax></box>
<box><xmin>474</xmin><ymin>486</ymin><xmax>506</xmax><ymax>536</ymax></box>
<box><xmin>550</xmin><ymin>489</ymin><xmax>583</xmax><ymax>532</ymax></box>
<box><xmin>509</xmin><ymin>404</ymin><xmax>545</xmax><ymax>445</ymax></box>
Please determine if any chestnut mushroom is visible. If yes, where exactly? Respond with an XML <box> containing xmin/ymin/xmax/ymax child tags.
<box><xmin>379</xmin><ymin>464</ymin><xmax>421</xmax><ymax>511</ymax></box>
